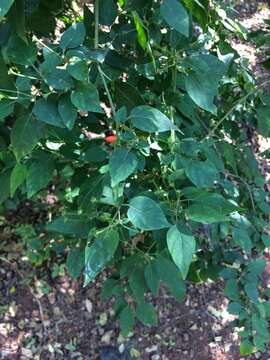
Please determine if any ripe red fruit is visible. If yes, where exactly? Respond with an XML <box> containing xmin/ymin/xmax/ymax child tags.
<box><xmin>105</xmin><ymin>135</ymin><xmax>118</xmax><ymax>143</ymax></box>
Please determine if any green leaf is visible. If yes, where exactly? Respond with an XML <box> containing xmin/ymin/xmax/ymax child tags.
<box><xmin>11</xmin><ymin>115</ymin><xmax>44</xmax><ymax>160</ymax></box>
<box><xmin>144</xmin><ymin>262</ymin><xmax>159</xmax><ymax>296</ymax></box>
<box><xmin>128</xmin><ymin>196</ymin><xmax>170</xmax><ymax>230</ymax></box>
<box><xmin>58</xmin><ymin>95</ymin><xmax>77</xmax><ymax>130</ymax></box>
<box><xmin>0</xmin><ymin>0</ymin><xmax>15</xmax><ymax>20</ymax></box>
<box><xmin>129</xmin><ymin>269</ymin><xmax>148</xmax><ymax>301</ymax></box>
<box><xmin>185</xmin><ymin>54</ymin><xmax>226</xmax><ymax>114</ymax></box>
<box><xmin>80</xmin><ymin>144</ymin><xmax>107</xmax><ymax>163</ymax></box>
<box><xmin>232</xmin><ymin>226</ymin><xmax>252</xmax><ymax>253</ymax></box>
<box><xmin>132</xmin><ymin>11</ymin><xmax>147</xmax><ymax>50</ymax></box>
<box><xmin>99</xmin><ymin>0</ymin><xmax>118</xmax><ymax>26</ymax></box>
<box><xmin>129</xmin><ymin>105</ymin><xmax>178</xmax><ymax>133</ymax></box>
<box><xmin>101</xmin><ymin>279</ymin><xmax>119</xmax><ymax>300</ymax></box>
<box><xmin>262</xmin><ymin>234</ymin><xmax>270</xmax><ymax>247</ymax></box>
<box><xmin>67</xmin><ymin>57</ymin><xmax>88</xmax><ymax>81</ymax></box>
<box><xmin>0</xmin><ymin>99</ymin><xmax>14</xmax><ymax>119</ymax></box>
<box><xmin>47</xmin><ymin>215</ymin><xmax>91</xmax><ymax>237</ymax></box>
<box><xmin>66</xmin><ymin>248</ymin><xmax>85</xmax><ymax>279</ymax></box>
<box><xmin>44</xmin><ymin>69</ymin><xmax>74</xmax><ymax>91</ymax></box>
<box><xmin>224</xmin><ymin>279</ymin><xmax>240</xmax><ymax>300</ymax></box>
<box><xmin>244</xmin><ymin>283</ymin><xmax>259</xmax><ymax>303</ymax></box>
<box><xmin>109</xmin><ymin>148</ymin><xmax>138</xmax><ymax>187</ymax></box>
<box><xmin>184</xmin><ymin>159</ymin><xmax>219</xmax><ymax>188</ymax></box>
<box><xmin>240</xmin><ymin>340</ymin><xmax>254</xmax><ymax>356</ymax></box>
<box><xmin>136</xmin><ymin>302</ymin><xmax>157</xmax><ymax>326</ymax></box>
<box><xmin>60</xmin><ymin>22</ymin><xmax>86</xmax><ymax>50</ymax></box>
<box><xmin>71</xmin><ymin>82</ymin><xmax>103</xmax><ymax>113</ymax></box>
<box><xmin>3</xmin><ymin>35</ymin><xmax>37</xmax><ymax>65</ymax></box>
<box><xmin>33</xmin><ymin>98</ymin><xmax>64</xmax><ymax>128</ymax></box>
<box><xmin>10</xmin><ymin>163</ymin><xmax>27</xmax><ymax>196</ymax></box>
<box><xmin>115</xmin><ymin>81</ymin><xmax>144</xmax><ymax>113</ymax></box>
<box><xmin>8</xmin><ymin>0</ymin><xmax>26</xmax><ymax>40</ymax></box>
<box><xmin>78</xmin><ymin>174</ymin><xmax>104</xmax><ymax>210</ymax></box>
<box><xmin>84</xmin><ymin>229</ymin><xmax>119</xmax><ymax>286</ymax></box>
<box><xmin>256</xmin><ymin>106</ymin><xmax>270</xmax><ymax>137</ymax></box>
<box><xmin>160</xmin><ymin>0</ymin><xmax>190</xmax><ymax>37</ymax></box>
<box><xmin>0</xmin><ymin>171</ymin><xmax>11</xmax><ymax>204</ymax></box>
<box><xmin>167</xmin><ymin>224</ymin><xmax>196</xmax><ymax>279</ymax></box>
<box><xmin>155</xmin><ymin>256</ymin><xmax>186</xmax><ymax>301</ymax></box>
<box><xmin>187</xmin><ymin>193</ymin><xmax>239</xmax><ymax>224</ymax></box>
<box><xmin>26</xmin><ymin>155</ymin><xmax>54</xmax><ymax>197</ymax></box>
<box><xmin>119</xmin><ymin>305</ymin><xmax>134</xmax><ymax>336</ymax></box>
<box><xmin>182</xmin><ymin>0</ymin><xmax>209</xmax><ymax>30</ymax></box>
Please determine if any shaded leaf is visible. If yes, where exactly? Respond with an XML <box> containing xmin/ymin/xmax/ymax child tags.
<box><xmin>109</xmin><ymin>148</ymin><xmax>138</xmax><ymax>186</ymax></box>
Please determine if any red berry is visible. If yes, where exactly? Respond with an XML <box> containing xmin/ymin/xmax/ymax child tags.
<box><xmin>105</xmin><ymin>135</ymin><xmax>118</xmax><ymax>143</ymax></box>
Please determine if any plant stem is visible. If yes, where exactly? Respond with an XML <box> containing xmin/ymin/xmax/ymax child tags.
<box><xmin>94</xmin><ymin>0</ymin><xmax>99</xmax><ymax>50</ymax></box>
<box><xmin>94</xmin><ymin>0</ymin><xmax>116</xmax><ymax>118</ymax></box>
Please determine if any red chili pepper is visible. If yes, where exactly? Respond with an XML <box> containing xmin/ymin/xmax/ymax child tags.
<box><xmin>104</xmin><ymin>130</ymin><xmax>117</xmax><ymax>143</ymax></box>
<box><xmin>105</xmin><ymin>135</ymin><xmax>118</xmax><ymax>143</ymax></box>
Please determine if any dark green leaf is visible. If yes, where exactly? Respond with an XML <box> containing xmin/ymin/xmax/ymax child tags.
<box><xmin>128</xmin><ymin>196</ymin><xmax>170</xmax><ymax>230</ymax></box>
<box><xmin>11</xmin><ymin>115</ymin><xmax>44</xmax><ymax>160</ymax></box>
<box><xmin>71</xmin><ymin>82</ymin><xmax>103</xmax><ymax>113</ymax></box>
<box><xmin>60</xmin><ymin>22</ymin><xmax>86</xmax><ymax>50</ymax></box>
<box><xmin>33</xmin><ymin>98</ymin><xmax>64</xmax><ymax>128</ymax></box>
<box><xmin>0</xmin><ymin>171</ymin><xmax>11</xmax><ymax>204</ymax></box>
<box><xmin>160</xmin><ymin>0</ymin><xmax>190</xmax><ymax>37</ymax></box>
<box><xmin>167</xmin><ymin>224</ymin><xmax>196</xmax><ymax>279</ymax></box>
<box><xmin>26</xmin><ymin>155</ymin><xmax>54</xmax><ymax>197</ymax></box>
<box><xmin>47</xmin><ymin>215</ymin><xmax>91</xmax><ymax>237</ymax></box>
<box><xmin>129</xmin><ymin>105</ymin><xmax>178</xmax><ymax>133</ymax></box>
<box><xmin>115</xmin><ymin>81</ymin><xmax>144</xmax><ymax>113</ymax></box>
<box><xmin>3</xmin><ymin>35</ymin><xmax>37</xmax><ymax>65</ymax></box>
<box><xmin>66</xmin><ymin>248</ymin><xmax>84</xmax><ymax>279</ymax></box>
<box><xmin>84</xmin><ymin>229</ymin><xmax>119</xmax><ymax>286</ymax></box>
<box><xmin>58</xmin><ymin>95</ymin><xmax>77</xmax><ymax>130</ymax></box>
<box><xmin>185</xmin><ymin>54</ymin><xmax>226</xmax><ymax>114</ymax></box>
<box><xmin>232</xmin><ymin>226</ymin><xmax>252</xmax><ymax>253</ymax></box>
<box><xmin>67</xmin><ymin>57</ymin><xmax>88</xmax><ymax>81</ymax></box>
<box><xmin>44</xmin><ymin>69</ymin><xmax>74</xmax><ymax>91</ymax></box>
<box><xmin>99</xmin><ymin>0</ymin><xmax>117</xmax><ymax>26</ymax></box>
<box><xmin>0</xmin><ymin>99</ymin><xmax>14</xmax><ymax>119</ymax></box>
<box><xmin>136</xmin><ymin>302</ymin><xmax>157</xmax><ymax>326</ymax></box>
<box><xmin>0</xmin><ymin>0</ymin><xmax>15</xmax><ymax>20</ymax></box>
<box><xmin>184</xmin><ymin>159</ymin><xmax>219</xmax><ymax>188</ymax></box>
<box><xmin>119</xmin><ymin>306</ymin><xmax>134</xmax><ymax>336</ymax></box>
<box><xmin>144</xmin><ymin>262</ymin><xmax>159</xmax><ymax>296</ymax></box>
<box><xmin>109</xmin><ymin>148</ymin><xmax>138</xmax><ymax>186</ymax></box>
<box><xmin>10</xmin><ymin>163</ymin><xmax>27</xmax><ymax>196</ymax></box>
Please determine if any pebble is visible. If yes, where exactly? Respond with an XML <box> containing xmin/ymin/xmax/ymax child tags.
<box><xmin>151</xmin><ymin>355</ymin><xmax>160</xmax><ymax>360</ymax></box>
<box><xmin>101</xmin><ymin>331</ymin><xmax>113</xmax><ymax>344</ymax></box>
<box><xmin>99</xmin><ymin>312</ymin><xmax>108</xmax><ymax>327</ymax></box>
<box><xmin>146</xmin><ymin>345</ymin><xmax>158</xmax><ymax>353</ymax></box>
<box><xmin>85</xmin><ymin>299</ymin><xmax>93</xmax><ymax>314</ymax></box>
<box><xmin>118</xmin><ymin>344</ymin><xmax>125</xmax><ymax>354</ymax></box>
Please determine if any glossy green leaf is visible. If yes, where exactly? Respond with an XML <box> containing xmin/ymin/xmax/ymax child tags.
<box><xmin>187</xmin><ymin>193</ymin><xmax>239</xmax><ymax>224</ymax></box>
<box><xmin>26</xmin><ymin>155</ymin><xmax>54</xmax><ymax>198</ymax></box>
<box><xmin>58</xmin><ymin>95</ymin><xmax>77</xmax><ymax>130</ymax></box>
<box><xmin>44</xmin><ymin>68</ymin><xmax>74</xmax><ymax>91</ymax></box>
<box><xmin>144</xmin><ymin>262</ymin><xmax>159</xmax><ymax>296</ymax></box>
<box><xmin>128</xmin><ymin>196</ymin><xmax>170</xmax><ymax>230</ymax></box>
<box><xmin>0</xmin><ymin>171</ymin><xmax>11</xmax><ymax>204</ymax></box>
<box><xmin>0</xmin><ymin>0</ymin><xmax>15</xmax><ymax>20</ymax></box>
<box><xmin>120</xmin><ymin>305</ymin><xmax>134</xmax><ymax>336</ymax></box>
<box><xmin>71</xmin><ymin>82</ymin><xmax>103</xmax><ymax>113</ymax></box>
<box><xmin>184</xmin><ymin>159</ymin><xmax>219</xmax><ymax>188</ymax></box>
<box><xmin>84</xmin><ymin>229</ymin><xmax>119</xmax><ymax>286</ymax></box>
<box><xmin>240</xmin><ymin>341</ymin><xmax>254</xmax><ymax>356</ymax></box>
<box><xmin>232</xmin><ymin>226</ymin><xmax>252</xmax><ymax>253</ymax></box>
<box><xmin>3</xmin><ymin>35</ymin><xmax>37</xmax><ymax>65</ymax></box>
<box><xmin>136</xmin><ymin>302</ymin><xmax>157</xmax><ymax>326</ymax></box>
<box><xmin>60</xmin><ymin>22</ymin><xmax>86</xmax><ymax>50</ymax></box>
<box><xmin>66</xmin><ymin>248</ymin><xmax>85</xmax><ymax>279</ymax></box>
<box><xmin>47</xmin><ymin>215</ymin><xmax>91</xmax><ymax>237</ymax></box>
<box><xmin>160</xmin><ymin>0</ymin><xmax>189</xmax><ymax>37</ymax></box>
<box><xmin>33</xmin><ymin>98</ymin><xmax>64</xmax><ymax>128</ymax></box>
<box><xmin>67</xmin><ymin>57</ymin><xmax>88</xmax><ymax>81</ymax></box>
<box><xmin>115</xmin><ymin>81</ymin><xmax>144</xmax><ymax>113</ymax></box>
<box><xmin>99</xmin><ymin>0</ymin><xmax>117</xmax><ymax>26</ymax></box>
<box><xmin>11</xmin><ymin>115</ymin><xmax>44</xmax><ymax>160</ymax></box>
<box><xmin>167</xmin><ymin>224</ymin><xmax>196</xmax><ymax>279</ymax></box>
<box><xmin>182</xmin><ymin>0</ymin><xmax>209</xmax><ymax>30</ymax></box>
<box><xmin>109</xmin><ymin>148</ymin><xmax>138</xmax><ymax>187</ymax></box>
<box><xmin>10</xmin><ymin>163</ymin><xmax>27</xmax><ymax>196</ymax></box>
<box><xmin>132</xmin><ymin>11</ymin><xmax>147</xmax><ymax>50</ymax></box>
<box><xmin>185</xmin><ymin>54</ymin><xmax>226</xmax><ymax>114</ymax></box>
<box><xmin>129</xmin><ymin>105</ymin><xmax>178</xmax><ymax>133</ymax></box>
<box><xmin>78</xmin><ymin>174</ymin><xmax>104</xmax><ymax>210</ymax></box>
<box><xmin>0</xmin><ymin>99</ymin><xmax>14</xmax><ymax>119</ymax></box>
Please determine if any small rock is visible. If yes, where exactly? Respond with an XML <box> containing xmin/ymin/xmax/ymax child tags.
<box><xmin>118</xmin><ymin>344</ymin><xmax>125</xmax><ymax>354</ymax></box>
<box><xmin>21</xmin><ymin>348</ymin><xmax>33</xmax><ymax>358</ymax></box>
<box><xmin>190</xmin><ymin>323</ymin><xmax>198</xmax><ymax>331</ymax></box>
<box><xmin>85</xmin><ymin>299</ymin><xmax>93</xmax><ymax>314</ymax></box>
<box><xmin>146</xmin><ymin>345</ymin><xmax>158</xmax><ymax>353</ymax></box>
<box><xmin>53</xmin><ymin>306</ymin><xmax>61</xmax><ymax>316</ymax></box>
<box><xmin>151</xmin><ymin>355</ymin><xmax>160</xmax><ymax>360</ymax></box>
<box><xmin>99</xmin><ymin>312</ymin><xmax>108</xmax><ymax>327</ymax></box>
<box><xmin>183</xmin><ymin>333</ymin><xmax>189</xmax><ymax>342</ymax></box>
<box><xmin>101</xmin><ymin>331</ymin><xmax>113</xmax><ymax>344</ymax></box>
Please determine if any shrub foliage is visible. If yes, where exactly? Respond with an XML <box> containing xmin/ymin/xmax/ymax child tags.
<box><xmin>0</xmin><ymin>0</ymin><xmax>270</xmax><ymax>354</ymax></box>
